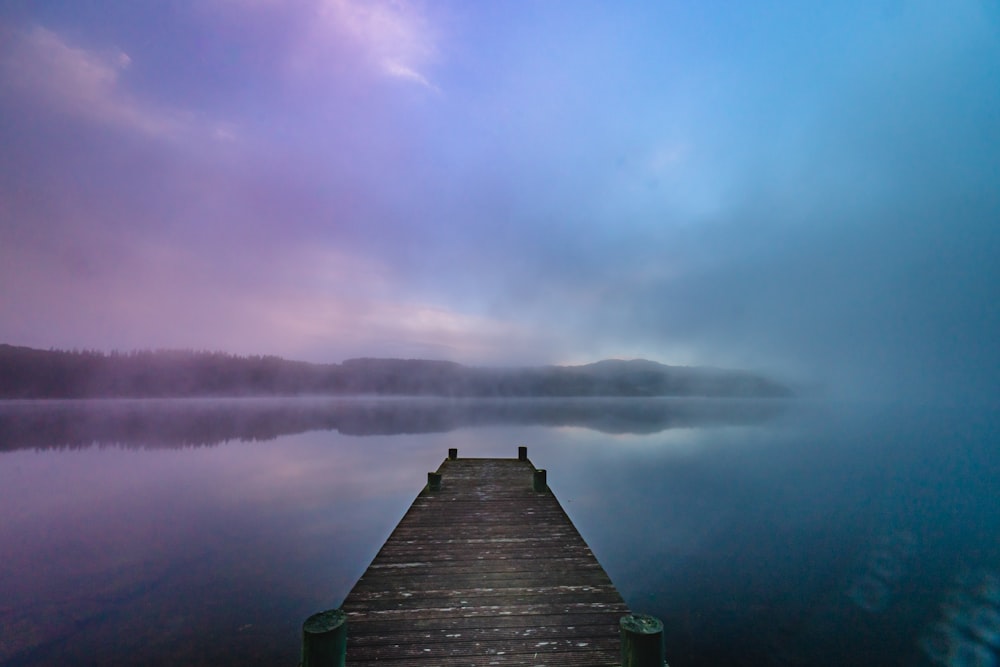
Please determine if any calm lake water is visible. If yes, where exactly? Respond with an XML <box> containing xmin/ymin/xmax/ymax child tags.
<box><xmin>0</xmin><ymin>397</ymin><xmax>997</xmax><ymax>666</ymax></box>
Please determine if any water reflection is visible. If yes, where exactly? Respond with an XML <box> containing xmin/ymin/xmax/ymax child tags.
<box><xmin>919</xmin><ymin>569</ymin><xmax>1000</xmax><ymax>666</ymax></box>
<box><xmin>0</xmin><ymin>396</ymin><xmax>787</xmax><ymax>451</ymax></box>
<box><xmin>0</xmin><ymin>430</ymin><xmax>441</xmax><ymax>667</ymax></box>
<box><xmin>848</xmin><ymin>529</ymin><xmax>919</xmax><ymax>613</ymax></box>
<box><xmin>0</xmin><ymin>399</ymin><xmax>996</xmax><ymax>666</ymax></box>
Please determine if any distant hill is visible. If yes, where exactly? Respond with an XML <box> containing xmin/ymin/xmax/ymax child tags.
<box><xmin>0</xmin><ymin>344</ymin><xmax>792</xmax><ymax>399</ymax></box>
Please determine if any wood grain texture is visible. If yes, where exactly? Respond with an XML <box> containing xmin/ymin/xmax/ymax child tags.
<box><xmin>341</xmin><ymin>457</ymin><xmax>629</xmax><ymax>666</ymax></box>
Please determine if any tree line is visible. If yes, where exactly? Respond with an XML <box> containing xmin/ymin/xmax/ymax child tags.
<box><xmin>0</xmin><ymin>344</ymin><xmax>792</xmax><ymax>399</ymax></box>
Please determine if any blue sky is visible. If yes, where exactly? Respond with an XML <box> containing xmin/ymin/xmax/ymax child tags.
<box><xmin>1</xmin><ymin>1</ymin><xmax>998</xmax><ymax>399</ymax></box>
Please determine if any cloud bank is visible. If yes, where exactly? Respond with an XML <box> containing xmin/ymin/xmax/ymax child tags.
<box><xmin>1</xmin><ymin>1</ymin><xmax>998</xmax><ymax>401</ymax></box>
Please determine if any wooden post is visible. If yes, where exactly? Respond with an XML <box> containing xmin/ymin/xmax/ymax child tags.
<box><xmin>302</xmin><ymin>609</ymin><xmax>347</xmax><ymax>667</ymax></box>
<box><xmin>518</xmin><ymin>446</ymin><xmax>528</xmax><ymax>461</ymax></box>
<box><xmin>620</xmin><ymin>614</ymin><xmax>664</xmax><ymax>667</ymax></box>
<box><xmin>427</xmin><ymin>472</ymin><xmax>442</xmax><ymax>492</ymax></box>
<box><xmin>448</xmin><ymin>448</ymin><xmax>458</xmax><ymax>460</ymax></box>
<box><xmin>533</xmin><ymin>468</ymin><xmax>547</xmax><ymax>492</ymax></box>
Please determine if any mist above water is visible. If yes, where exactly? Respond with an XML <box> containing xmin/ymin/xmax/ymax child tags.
<box><xmin>1</xmin><ymin>397</ymin><xmax>997</xmax><ymax>666</ymax></box>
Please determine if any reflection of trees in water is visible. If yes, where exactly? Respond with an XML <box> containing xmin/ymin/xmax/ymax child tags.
<box><xmin>0</xmin><ymin>398</ymin><xmax>790</xmax><ymax>451</ymax></box>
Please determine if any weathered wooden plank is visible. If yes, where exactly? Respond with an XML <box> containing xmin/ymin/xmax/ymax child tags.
<box><xmin>344</xmin><ymin>601</ymin><xmax>627</xmax><ymax>623</ymax></box>
<box><xmin>338</xmin><ymin>652</ymin><xmax>619</xmax><ymax>667</ymax></box>
<box><xmin>339</xmin><ymin>455</ymin><xmax>629</xmax><ymax>666</ymax></box>
<box><xmin>349</xmin><ymin>572</ymin><xmax>616</xmax><ymax>594</ymax></box>
<box><xmin>346</xmin><ymin>586</ymin><xmax>622</xmax><ymax>608</ymax></box>
<box><xmin>346</xmin><ymin>612</ymin><xmax>624</xmax><ymax>634</ymax></box>
<box><xmin>347</xmin><ymin>622</ymin><xmax>622</xmax><ymax>646</ymax></box>
<box><xmin>348</xmin><ymin>637</ymin><xmax>620</xmax><ymax>660</ymax></box>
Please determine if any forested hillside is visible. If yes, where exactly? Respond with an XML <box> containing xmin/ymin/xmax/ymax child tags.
<box><xmin>0</xmin><ymin>345</ymin><xmax>792</xmax><ymax>399</ymax></box>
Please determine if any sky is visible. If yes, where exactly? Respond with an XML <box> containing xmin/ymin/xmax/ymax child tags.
<box><xmin>1</xmin><ymin>0</ymin><xmax>998</xmax><ymax>401</ymax></box>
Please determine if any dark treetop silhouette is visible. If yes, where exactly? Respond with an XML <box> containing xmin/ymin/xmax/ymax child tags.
<box><xmin>0</xmin><ymin>344</ymin><xmax>791</xmax><ymax>400</ymax></box>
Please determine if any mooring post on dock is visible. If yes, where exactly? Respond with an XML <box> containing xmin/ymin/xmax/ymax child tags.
<box><xmin>448</xmin><ymin>447</ymin><xmax>458</xmax><ymax>460</ymax></box>
<box><xmin>427</xmin><ymin>471</ymin><xmax>442</xmax><ymax>492</ymax></box>
<box><xmin>518</xmin><ymin>445</ymin><xmax>528</xmax><ymax>461</ymax></box>
<box><xmin>533</xmin><ymin>468</ymin><xmax>547</xmax><ymax>492</ymax></box>
<box><xmin>301</xmin><ymin>609</ymin><xmax>346</xmax><ymax>667</ymax></box>
<box><xmin>620</xmin><ymin>613</ymin><xmax>666</xmax><ymax>667</ymax></box>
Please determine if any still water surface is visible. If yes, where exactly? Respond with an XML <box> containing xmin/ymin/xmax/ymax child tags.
<box><xmin>0</xmin><ymin>397</ymin><xmax>997</xmax><ymax>666</ymax></box>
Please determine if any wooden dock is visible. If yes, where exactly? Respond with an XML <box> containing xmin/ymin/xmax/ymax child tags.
<box><xmin>337</xmin><ymin>448</ymin><xmax>632</xmax><ymax>666</ymax></box>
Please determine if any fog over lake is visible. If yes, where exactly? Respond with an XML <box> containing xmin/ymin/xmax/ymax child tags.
<box><xmin>2</xmin><ymin>2</ymin><xmax>998</xmax><ymax>664</ymax></box>
<box><xmin>1</xmin><ymin>397</ymin><xmax>997</xmax><ymax>667</ymax></box>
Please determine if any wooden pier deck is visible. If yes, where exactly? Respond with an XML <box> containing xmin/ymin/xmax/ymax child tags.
<box><xmin>339</xmin><ymin>449</ymin><xmax>630</xmax><ymax>666</ymax></box>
